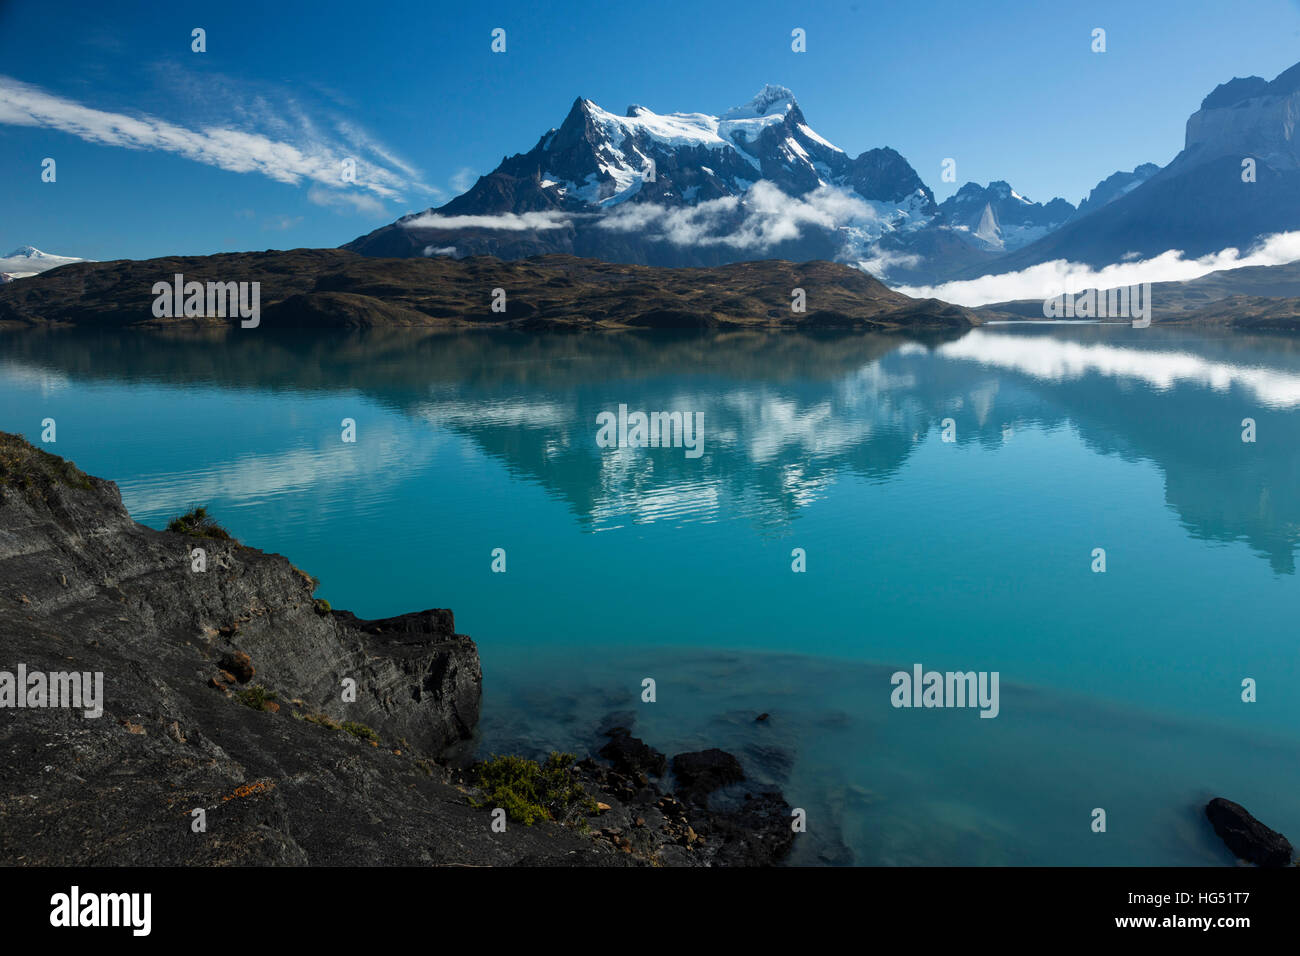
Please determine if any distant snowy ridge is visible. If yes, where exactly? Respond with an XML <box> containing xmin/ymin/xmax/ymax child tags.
<box><xmin>0</xmin><ymin>246</ymin><xmax>86</xmax><ymax>281</ymax></box>
<box><xmin>937</xmin><ymin>182</ymin><xmax>1075</xmax><ymax>253</ymax></box>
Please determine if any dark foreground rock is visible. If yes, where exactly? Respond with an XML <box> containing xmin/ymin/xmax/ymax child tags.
<box><xmin>577</xmin><ymin>746</ymin><xmax>796</xmax><ymax>866</ymax></box>
<box><xmin>0</xmin><ymin>433</ymin><xmax>795</xmax><ymax>866</ymax></box>
<box><xmin>672</xmin><ymin>748</ymin><xmax>746</xmax><ymax>799</ymax></box>
<box><xmin>598</xmin><ymin>729</ymin><xmax>667</xmax><ymax>778</ymax></box>
<box><xmin>1205</xmin><ymin>797</ymin><xmax>1294</xmax><ymax>867</ymax></box>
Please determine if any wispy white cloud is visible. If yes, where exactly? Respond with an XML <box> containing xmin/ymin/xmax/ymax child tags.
<box><xmin>307</xmin><ymin>184</ymin><xmax>388</xmax><ymax>216</ymax></box>
<box><xmin>0</xmin><ymin>74</ymin><xmax>428</xmax><ymax>206</ymax></box>
<box><xmin>262</xmin><ymin>214</ymin><xmax>303</xmax><ymax>231</ymax></box>
<box><xmin>855</xmin><ymin>248</ymin><xmax>922</xmax><ymax>275</ymax></box>
<box><xmin>401</xmin><ymin>210</ymin><xmax>573</xmax><ymax>231</ymax></box>
<box><xmin>897</xmin><ymin>231</ymin><xmax>1300</xmax><ymax>306</ymax></box>
<box><xmin>334</xmin><ymin>118</ymin><xmax>426</xmax><ymax>184</ymax></box>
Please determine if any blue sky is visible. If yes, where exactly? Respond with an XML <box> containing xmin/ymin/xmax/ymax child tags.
<box><xmin>2</xmin><ymin>0</ymin><xmax>1299</xmax><ymax>261</ymax></box>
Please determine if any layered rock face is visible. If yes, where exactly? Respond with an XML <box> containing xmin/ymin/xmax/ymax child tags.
<box><xmin>1183</xmin><ymin>66</ymin><xmax>1300</xmax><ymax>171</ymax></box>
<box><xmin>0</xmin><ymin>434</ymin><xmax>481</xmax><ymax>756</ymax></box>
<box><xmin>0</xmin><ymin>433</ymin><xmax>586</xmax><ymax>865</ymax></box>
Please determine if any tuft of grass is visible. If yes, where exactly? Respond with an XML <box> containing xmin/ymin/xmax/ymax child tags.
<box><xmin>313</xmin><ymin>598</ymin><xmax>332</xmax><ymax>615</ymax></box>
<box><xmin>235</xmin><ymin>685</ymin><xmax>277</xmax><ymax>711</ymax></box>
<box><xmin>0</xmin><ymin>432</ymin><xmax>94</xmax><ymax>500</ymax></box>
<box><xmin>298</xmin><ymin>713</ymin><xmax>377</xmax><ymax>744</ymax></box>
<box><xmin>342</xmin><ymin>721</ymin><xmax>378</xmax><ymax>742</ymax></box>
<box><xmin>472</xmin><ymin>751</ymin><xmax>597</xmax><ymax>826</ymax></box>
<box><xmin>291</xmin><ymin>565</ymin><xmax>320</xmax><ymax>592</ymax></box>
<box><xmin>167</xmin><ymin>506</ymin><xmax>234</xmax><ymax>541</ymax></box>
<box><xmin>301</xmin><ymin>712</ymin><xmax>343</xmax><ymax>731</ymax></box>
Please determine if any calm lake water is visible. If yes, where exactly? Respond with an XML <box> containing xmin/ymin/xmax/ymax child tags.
<box><xmin>2</xmin><ymin>324</ymin><xmax>1298</xmax><ymax>865</ymax></box>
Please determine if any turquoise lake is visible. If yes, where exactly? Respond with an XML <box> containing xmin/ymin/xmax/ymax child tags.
<box><xmin>2</xmin><ymin>324</ymin><xmax>1297</xmax><ymax>865</ymax></box>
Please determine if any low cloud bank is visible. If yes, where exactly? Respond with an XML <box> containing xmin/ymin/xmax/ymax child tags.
<box><xmin>896</xmin><ymin>231</ymin><xmax>1300</xmax><ymax>306</ymax></box>
<box><xmin>401</xmin><ymin>181</ymin><xmax>881</xmax><ymax>250</ymax></box>
<box><xmin>597</xmin><ymin>182</ymin><xmax>879</xmax><ymax>250</ymax></box>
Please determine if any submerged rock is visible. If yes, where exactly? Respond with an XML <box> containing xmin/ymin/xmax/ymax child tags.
<box><xmin>598</xmin><ymin>730</ymin><xmax>667</xmax><ymax>778</ymax></box>
<box><xmin>1204</xmin><ymin>797</ymin><xmax>1294</xmax><ymax>867</ymax></box>
<box><xmin>596</xmin><ymin>710</ymin><xmax>636</xmax><ymax>737</ymax></box>
<box><xmin>672</xmin><ymin>748</ymin><xmax>746</xmax><ymax>799</ymax></box>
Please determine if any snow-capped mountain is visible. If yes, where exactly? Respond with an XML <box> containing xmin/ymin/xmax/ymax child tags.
<box><xmin>0</xmin><ymin>246</ymin><xmax>86</xmax><ymax>282</ymax></box>
<box><xmin>937</xmin><ymin>181</ymin><xmax>1075</xmax><ymax>252</ymax></box>
<box><xmin>346</xmin><ymin>86</ymin><xmax>941</xmax><ymax>274</ymax></box>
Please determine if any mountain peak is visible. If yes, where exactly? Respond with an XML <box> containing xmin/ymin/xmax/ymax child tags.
<box><xmin>0</xmin><ymin>246</ymin><xmax>86</xmax><ymax>278</ymax></box>
<box><xmin>1200</xmin><ymin>76</ymin><xmax>1269</xmax><ymax>111</ymax></box>
<box><xmin>722</xmin><ymin>85</ymin><xmax>798</xmax><ymax>120</ymax></box>
<box><xmin>1198</xmin><ymin>60</ymin><xmax>1300</xmax><ymax>111</ymax></box>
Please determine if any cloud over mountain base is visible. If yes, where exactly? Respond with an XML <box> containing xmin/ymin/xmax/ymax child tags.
<box><xmin>896</xmin><ymin>231</ymin><xmax>1300</xmax><ymax>306</ymax></box>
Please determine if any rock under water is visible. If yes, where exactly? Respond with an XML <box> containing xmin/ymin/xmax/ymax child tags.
<box><xmin>1204</xmin><ymin>797</ymin><xmax>1294</xmax><ymax>867</ymax></box>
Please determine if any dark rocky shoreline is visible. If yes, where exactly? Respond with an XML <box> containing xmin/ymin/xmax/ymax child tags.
<box><xmin>0</xmin><ymin>432</ymin><xmax>794</xmax><ymax>866</ymax></box>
